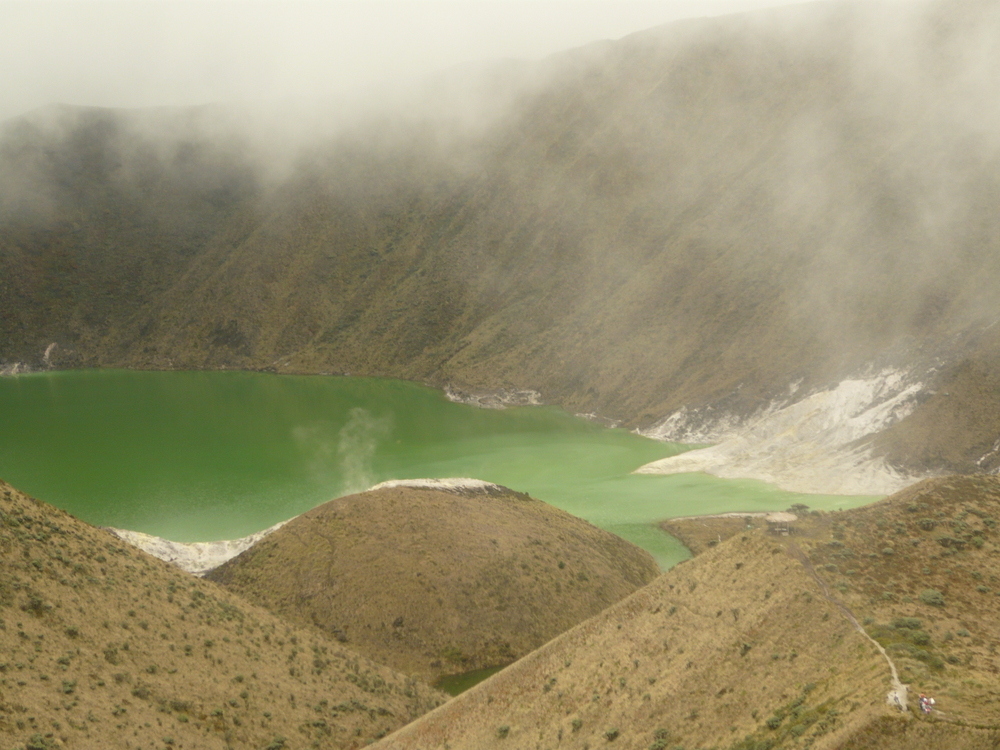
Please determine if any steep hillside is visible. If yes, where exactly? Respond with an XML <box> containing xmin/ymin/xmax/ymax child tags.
<box><xmin>0</xmin><ymin>479</ymin><xmax>445</xmax><ymax>750</ymax></box>
<box><xmin>4</xmin><ymin>1</ymin><xmax>1000</xmax><ymax>480</ymax></box>
<box><xmin>805</xmin><ymin>476</ymin><xmax>1000</xmax><ymax>721</ymax></box>
<box><xmin>0</xmin><ymin>104</ymin><xmax>262</xmax><ymax>369</ymax></box>
<box><xmin>206</xmin><ymin>482</ymin><xmax>659</xmax><ymax>683</ymax></box>
<box><xmin>871</xmin><ymin>333</ymin><xmax>1000</xmax><ymax>475</ymax></box>
<box><xmin>371</xmin><ymin>476</ymin><xmax>1000</xmax><ymax>749</ymax></box>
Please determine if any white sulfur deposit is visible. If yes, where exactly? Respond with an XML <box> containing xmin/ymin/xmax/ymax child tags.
<box><xmin>636</xmin><ymin>369</ymin><xmax>927</xmax><ymax>495</ymax></box>
<box><xmin>108</xmin><ymin>520</ymin><xmax>288</xmax><ymax>576</ymax></box>
<box><xmin>111</xmin><ymin>478</ymin><xmax>508</xmax><ymax>574</ymax></box>
<box><xmin>444</xmin><ymin>385</ymin><xmax>541</xmax><ymax>409</ymax></box>
<box><xmin>369</xmin><ymin>477</ymin><xmax>506</xmax><ymax>493</ymax></box>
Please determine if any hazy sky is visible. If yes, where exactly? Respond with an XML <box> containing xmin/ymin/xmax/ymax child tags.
<box><xmin>0</xmin><ymin>0</ymin><xmax>839</xmax><ymax>123</ymax></box>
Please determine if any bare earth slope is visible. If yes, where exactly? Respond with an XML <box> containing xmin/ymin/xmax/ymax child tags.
<box><xmin>372</xmin><ymin>476</ymin><xmax>1000</xmax><ymax>749</ymax></box>
<box><xmin>0</xmin><ymin>480</ymin><xmax>445</xmax><ymax>750</ymax></box>
<box><xmin>4</xmin><ymin>1</ymin><xmax>1000</xmax><ymax>477</ymax></box>
<box><xmin>206</xmin><ymin>484</ymin><xmax>659</xmax><ymax>684</ymax></box>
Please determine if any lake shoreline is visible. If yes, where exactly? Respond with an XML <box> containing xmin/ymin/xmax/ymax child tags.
<box><xmin>2</xmin><ymin>369</ymin><xmax>887</xmax><ymax>573</ymax></box>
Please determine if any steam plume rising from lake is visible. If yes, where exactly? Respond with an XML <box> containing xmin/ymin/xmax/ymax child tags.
<box><xmin>337</xmin><ymin>408</ymin><xmax>393</xmax><ymax>496</ymax></box>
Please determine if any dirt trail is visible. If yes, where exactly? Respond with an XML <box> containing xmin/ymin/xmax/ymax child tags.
<box><xmin>666</xmin><ymin>511</ymin><xmax>772</xmax><ymax>523</ymax></box>
<box><xmin>786</xmin><ymin>542</ymin><xmax>909</xmax><ymax>712</ymax></box>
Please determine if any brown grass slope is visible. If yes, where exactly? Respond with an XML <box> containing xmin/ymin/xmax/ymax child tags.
<box><xmin>372</xmin><ymin>476</ymin><xmax>1000</xmax><ymax>750</ymax></box>
<box><xmin>872</xmin><ymin>333</ymin><xmax>1000</xmax><ymax>475</ymax></box>
<box><xmin>5</xmin><ymin>2</ymin><xmax>1000</xmax><ymax>474</ymax></box>
<box><xmin>206</xmin><ymin>485</ymin><xmax>659</xmax><ymax>684</ymax></box>
<box><xmin>669</xmin><ymin>475</ymin><xmax>1000</xmax><ymax>725</ymax></box>
<box><xmin>0</xmin><ymin>479</ymin><xmax>445</xmax><ymax>750</ymax></box>
<box><xmin>804</xmin><ymin>476</ymin><xmax>1000</xmax><ymax>726</ymax></box>
<box><xmin>0</xmin><ymin>105</ymin><xmax>263</xmax><ymax>369</ymax></box>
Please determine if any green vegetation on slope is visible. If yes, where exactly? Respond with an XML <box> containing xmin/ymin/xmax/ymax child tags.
<box><xmin>0</xmin><ymin>105</ymin><xmax>262</xmax><ymax>370</ymax></box>
<box><xmin>806</xmin><ymin>476</ymin><xmax>1000</xmax><ymax>724</ymax></box>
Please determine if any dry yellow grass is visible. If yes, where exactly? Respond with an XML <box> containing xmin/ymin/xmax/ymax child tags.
<box><xmin>207</xmin><ymin>484</ymin><xmax>659</xmax><ymax>683</ymax></box>
<box><xmin>804</xmin><ymin>476</ymin><xmax>1000</xmax><ymax>727</ymax></box>
<box><xmin>661</xmin><ymin>515</ymin><xmax>760</xmax><ymax>556</ymax></box>
<box><xmin>372</xmin><ymin>477</ymin><xmax>1000</xmax><ymax>749</ymax></box>
<box><xmin>0</xmin><ymin>479</ymin><xmax>445</xmax><ymax>750</ymax></box>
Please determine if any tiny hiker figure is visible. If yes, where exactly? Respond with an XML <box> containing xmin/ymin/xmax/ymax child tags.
<box><xmin>918</xmin><ymin>694</ymin><xmax>935</xmax><ymax>714</ymax></box>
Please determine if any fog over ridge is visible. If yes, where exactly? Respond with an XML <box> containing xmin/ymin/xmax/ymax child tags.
<box><xmin>2</xmin><ymin>0</ymin><xmax>1000</xmax><ymax>487</ymax></box>
<box><xmin>0</xmin><ymin>0</ymin><xmax>828</xmax><ymax>125</ymax></box>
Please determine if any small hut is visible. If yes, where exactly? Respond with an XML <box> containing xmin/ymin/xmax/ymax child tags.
<box><xmin>765</xmin><ymin>512</ymin><xmax>797</xmax><ymax>536</ymax></box>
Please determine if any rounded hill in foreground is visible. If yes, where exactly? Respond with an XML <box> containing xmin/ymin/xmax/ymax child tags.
<box><xmin>373</xmin><ymin>476</ymin><xmax>1000</xmax><ymax>750</ymax></box>
<box><xmin>206</xmin><ymin>479</ymin><xmax>660</xmax><ymax>681</ymax></box>
<box><xmin>0</xmin><ymin>479</ymin><xmax>445</xmax><ymax>750</ymax></box>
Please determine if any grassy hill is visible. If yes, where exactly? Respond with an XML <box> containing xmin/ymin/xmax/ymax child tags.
<box><xmin>370</xmin><ymin>476</ymin><xmax>1000</xmax><ymax>749</ymax></box>
<box><xmin>802</xmin><ymin>476</ymin><xmax>1000</xmax><ymax>723</ymax></box>
<box><xmin>206</xmin><ymin>483</ymin><xmax>659</xmax><ymax>683</ymax></box>
<box><xmin>3</xmin><ymin>1</ymin><xmax>1000</xmax><ymax>476</ymax></box>
<box><xmin>0</xmin><ymin>104</ymin><xmax>262</xmax><ymax>371</ymax></box>
<box><xmin>0</xmin><ymin>479</ymin><xmax>445</xmax><ymax>750</ymax></box>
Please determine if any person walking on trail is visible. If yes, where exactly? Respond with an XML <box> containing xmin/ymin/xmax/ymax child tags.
<box><xmin>919</xmin><ymin>694</ymin><xmax>935</xmax><ymax>714</ymax></box>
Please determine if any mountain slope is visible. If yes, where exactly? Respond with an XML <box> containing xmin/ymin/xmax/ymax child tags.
<box><xmin>371</xmin><ymin>476</ymin><xmax>1000</xmax><ymax>749</ymax></box>
<box><xmin>4</xmin><ymin>1</ymin><xmax>1000</xmax><ymax>479</ymax></box>
<box><xmin>0</xmin><ymin>104</ymin><xmax>262</xmax><ymax>369</ymax></box>
<box><xmin>0</xmin><ymin>479</ymin><xmax>445</xmax><ymax>749</ymax></box>
<box><xmin>206</xmin><ymin>482</ymin><xmax>659</xmax><ymax>683</ymax></box>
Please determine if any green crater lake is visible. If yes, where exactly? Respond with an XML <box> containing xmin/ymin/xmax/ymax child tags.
<box><xmin>0</xmin><ymin>370</ymin><xmax>878</xmax><ymax>568</ymax></box>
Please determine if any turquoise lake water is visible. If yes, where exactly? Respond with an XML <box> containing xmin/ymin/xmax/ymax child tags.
<box><xmin>0</xmin><ymin>370</ymin><xmax>879</xmax><ymax>568</ymax></box>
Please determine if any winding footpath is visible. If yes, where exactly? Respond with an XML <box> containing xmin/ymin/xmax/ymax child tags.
<box><xmin>786</xmin><ymin>542</ymin><xmax>909</xmax><ymax>712</ymax></box>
